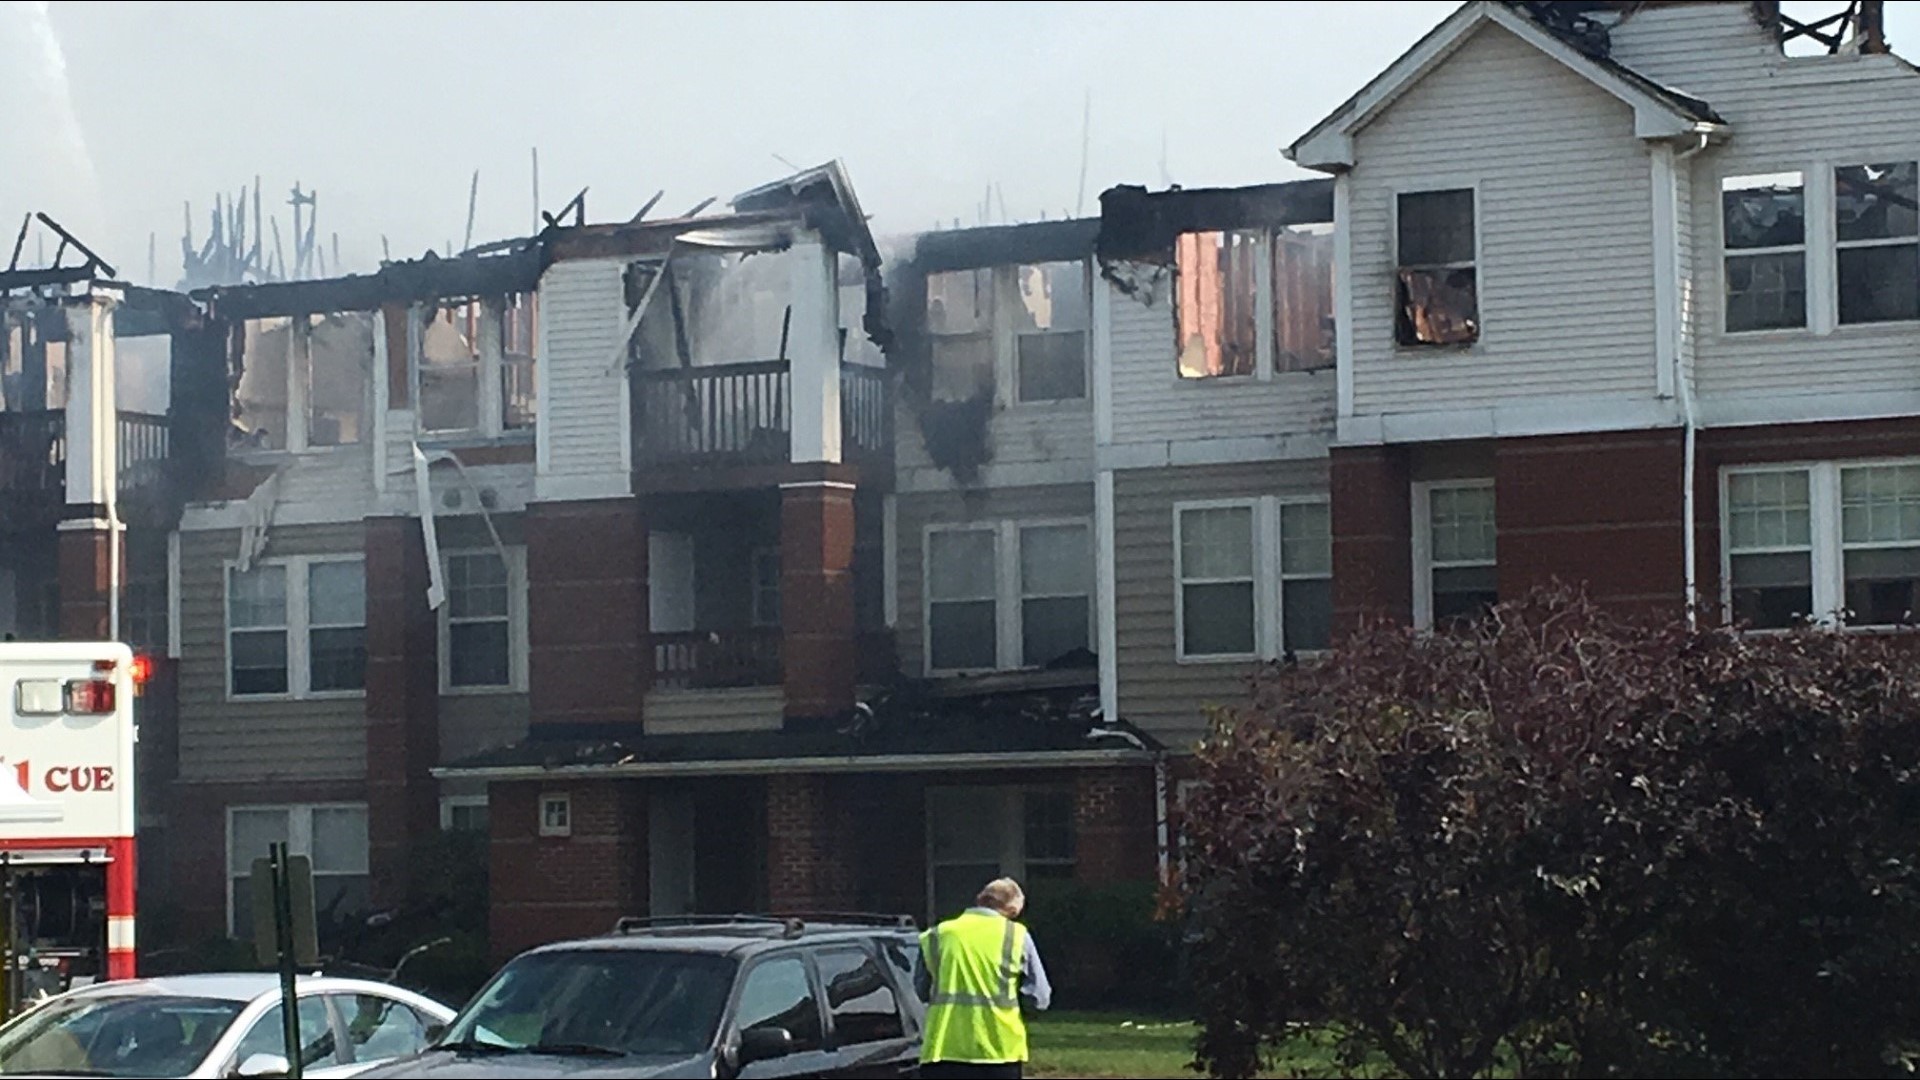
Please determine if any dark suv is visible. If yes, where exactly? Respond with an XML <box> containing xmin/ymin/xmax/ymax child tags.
<box><xmin>357</xmin><ymin>915</ymin><xmax>925</xmax><ymax>1079</ymax></box>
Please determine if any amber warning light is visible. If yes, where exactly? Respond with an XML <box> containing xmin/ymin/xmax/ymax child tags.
<box><xmin>128</xmin><ymin>654</ymin><xmax>153</xmax><ymax>697</ymax></box>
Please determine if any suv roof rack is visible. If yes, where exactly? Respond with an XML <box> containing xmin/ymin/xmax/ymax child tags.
<box><xmin>611</xmin><ymin>912</ymin><xmax>917</xmax><ymax>939</ymax></box>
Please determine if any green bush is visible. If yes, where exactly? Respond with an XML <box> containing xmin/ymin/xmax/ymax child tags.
<box><xmin>1023</xmin><ymin>880</ymin><xmax>1180</xmax><ymax>1012</ymax></box>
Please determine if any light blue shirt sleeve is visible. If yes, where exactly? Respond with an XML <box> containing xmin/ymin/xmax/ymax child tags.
<box><xmin>914</xmin><ymin>932</ymin><xmax>934</xmax><ymax>1003</ymax></box>
<box><xmin>1020</xmin><ymin>931</ymin><xmax>1052</xmax><ymax>1011</ymax></box>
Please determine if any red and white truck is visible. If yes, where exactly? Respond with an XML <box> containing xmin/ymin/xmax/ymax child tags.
<box><xmin>0</xmin><ymin>641</ymin><xmax>141</xmax><ymax>1008</ymax></box>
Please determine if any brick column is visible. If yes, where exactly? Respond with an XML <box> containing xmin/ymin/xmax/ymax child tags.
<box><xmin>56</xmin><ymin>527</ymin><xmax>116</xmax><ymax>640</ymax></box>
<box><xmin>489</xmin><ymin>779</ymin><xmax>647</xmax><ymax>964</ymax></box>
<box><xmin>766</xmin><ymin>773</ymin><xmax>856</xmax><ymax>912</ymax></box>
<box><xmin>527</xmin><ymin>499</ymin><xmax>648</xmax><ymax>736</ymax></box>
<box><xmin>1331</xmin><ymin>445</ymin><xmax>1413</xmax><ymax>633</ymax></box>
<box><xmin>364</xmin><ymin>517</ymin><xmax>440</xmax><ymax>907</ymax></box>
<box><xmin>780</xmin><ymin>482</ymin><xmax>857</xmax><ymax>723</ymax></box>
<box><xmin>58</xmin><ymin>293</ymin><xmax>118</xmax><ymax>641</ymax></box>
<box><xmin>1073</xmin><ymin>767</ymin><xmax>1158</xmax><ymax>886</ymax></box>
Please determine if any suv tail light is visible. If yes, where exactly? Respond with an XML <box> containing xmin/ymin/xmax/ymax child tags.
<box><xmin>63</xmin><ymin>680</ymin><xmax>115</xmax><ymax>715</ymax></box>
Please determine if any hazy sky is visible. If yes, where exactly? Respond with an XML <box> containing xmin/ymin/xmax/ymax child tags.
<box><xmin>3</xmin><ymin>1</ymin><xmax>1915</xmax><ymax>287</ymax></box>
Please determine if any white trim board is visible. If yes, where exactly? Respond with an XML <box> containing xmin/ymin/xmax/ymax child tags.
<box><xmin>433</xmin><ymin>747</ymin><xmax>1154</xmax><ymax>782</ymax></box>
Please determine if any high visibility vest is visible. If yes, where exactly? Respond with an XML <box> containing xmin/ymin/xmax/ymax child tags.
<box><xmin>919</xmin><ymin>910</ymin><xmax>1029</xmax><ymax>1064</ymax></box>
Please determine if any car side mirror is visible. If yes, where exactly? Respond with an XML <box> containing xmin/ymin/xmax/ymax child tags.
<box><xmin>737</xmin><ymin>1027</ymin><xmax>796</xmax><ymax>1065</ymax></box>
<box><xmin>233</xmin><ymin>1052</ymin><xmax>292</xmax><ymax>1079</ymax></box>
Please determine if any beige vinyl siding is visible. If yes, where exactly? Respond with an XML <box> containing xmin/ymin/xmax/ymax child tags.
<box><xmin>895</xmin><ymin>397</ymin><xmax>1095</xmax><ymax>489</ymax></box>
<box><xmin>1346</xmin><ymin>21</ymin><xmax>1659</xmax><ymax>415</ymax></box>
<box><xmin>643</xmin><ymin>687</ymin><xmax>784</xmax><ymax>735</ymax></box>
<box><xmin>1610</xmin><ymin>3</ymin><xmax>1920</xmax><ymax>405</ymax></box>
<box><xmin>439</xmin><ymin>693</ymin><xmax>530</xmax><ymax>764</ymax></box>
<box><xmin>538</xmin><ymin>258</ymin><xmax>630</xmax><ymax>493</ymax></box>
<box><xmin>1114</xmin><ymin>460</ymin><xmax>1329</xmax><ymax>748</ymax></box>
<box><xmin>894</xmin><ymin>483</ymin><xmax>1095</xmax><ymax>675</ymax></box>
<box><xmin>176</xmin><ymin>524</ymin><xmax>368</xmax><ymax>784</ymax></box>
<box><xmin>1104</xmin><ymin>275</ymin><xmax>1338</xmax><ymax>447</ymax></box>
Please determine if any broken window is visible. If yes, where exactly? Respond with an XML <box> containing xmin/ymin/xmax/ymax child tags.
<box><xmin>1835</xmin><ymin>161</ymin><xmax>1919</xmax><ymax>325</ymax></box>
<box><xmin>420</xmin><ymin>301</ymin><xmax>482</xmax><ymax>433</ymax></box>
<box><xmin>114</xmin><ymin>334</ymin><xmax>171</xmax><ymax>415</ymax></box>
<box><xmin>233</xmin><ymin>317</ymin><xmax>292</xmax><ymax>450</ymax></box>
<box><xmin>1396</xmin><ymin>190</ymin><xmax>1478</xmax><ymax>347</ymax></box>
<box><xmin>1723</xmin><ymin>172</ymin><xmax>1807</xmax><ymax>332</ymax></box>
<box><xmin>1014</xmin><ymin>261</ymin><xmax>1088</xmax><ymax>402</ymax></box>
<box><xmin>306</xmin><ymin>313</ymin><xmax>372</xmax><ymax>447</ymax></box>
<box><xmin>1273</xmin><ymin>224</ymin><xmax>1337</xmax><ymax>372</ymax></box>
<box><xmin>839</xmin><ymin>255</ymin><xmax>885</xmax><ymax>369</ymax></box>
<box><xmin>500</xmin><ymin>292</ymin><xmax>538</xmax><ymax>430</ymax></box>
<box><xmin>1</xmin><ymin>310</ymin><xmax>66</xmax><ymax>412</ymax></box>
<box><xmin>927</xmin><ymin>269</ymin><xmax>994</xmax><ymax>402</ymax></box>
<box><xmin>1175</xmin><ymin>231</ymin><xmax>1259</xmax><ymax>378</ymax></box>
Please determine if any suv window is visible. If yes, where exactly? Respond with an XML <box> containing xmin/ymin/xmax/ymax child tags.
<box><xmin>734</xmin><ymin>955</ymin><xmax>823</xmax><ymax>1053</ymax></box>
<box><xmin>816</xmin><ymin>947</ymin><xmax>904</xmax><ymax>1045</ymax></box>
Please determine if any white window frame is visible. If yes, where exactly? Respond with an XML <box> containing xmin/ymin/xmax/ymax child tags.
<box><xmin>438</xmin><ymin>546</ymin><xmax>529</xmax><ymax>695</ymax></box>
<box><xmin>539</xmin><ymin>793</ymin><xmax>572</xmax><ymax>838</ymax></box>
<box><xmin>224</xmin><ymin>556</ymin><xmax>367</xmax><ymax>701</ymax></box>
<box><xmin>438</xmin><ymin>795</ymin><xmax>489</xmax><ymax>833</ymax></box>
<box><xmin>1391</xmin><ymin>184</ymin><xmax>1483</xmax><ymax>351</ymax></box>
<box><xmin>230</xmin><ymin>314</ymin><xmax>375</xmax><ymax>456</ymax></box>
<box><xmin>922</xmin><ymin>518</ymin><xmax>1094</xmax><ymax>676</ymax></box>
<box><xmin>1833</xmin><ymin>160</ymin><xmax>1920</xmax><ymax>328</ymax></box>
<box><xmin>224</xmin><ymin>802</ymin><xmax>370</xmax><ymax>936</ymax></box>
<box><xmin>1718</xmin><ymin>459</ymin><xmax>1920</xmax><ymax>630</ymax></box>
<box><xmin>1411</xmin><ymin>480</ymin><xmax>1497</xmax><ymax>631</ymax></box>
<box><xmin>924</xmin><ymin>785</ymin><xmax>1076</xmax><ymax>921</ymax></box>
<box><xmin>413</xmin><ymin>298</ymin><xmax>533</xmax><ymax>442</ymax></box>
<box><xmin>1010</xmin><ymin>260</ymin><xmax>1092</xmax><ymax>405</ymax></box>
<box><xmin>1173</xmin><ymin>496</ymin><xmax>1331</xmax><ymax>663</ymax></box>
<box><xmin>1719</xmin><ymin>168</ymin><xmax>1813</xmax><ymax>336</ymax></box>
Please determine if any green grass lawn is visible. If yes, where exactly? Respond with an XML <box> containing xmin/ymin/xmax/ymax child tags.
<box><xmin>1025</xmin><ymin>1013</ymin><xmax>1365</xmax><ymax>1079</ymax></box>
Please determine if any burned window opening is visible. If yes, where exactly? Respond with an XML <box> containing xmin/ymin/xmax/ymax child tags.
<box><xmin>232</xmin><ymin>316</ymin><xmax>292</xmax><ymax>450</ymax></box>
<box><xmin>1</xmin><ymin>309</ymin><xmax>69</xmax><ymax>414</ymax></box>
<box><xmin>306</xmin><ymin>313</ymin><xmax>373</xmax><ymax>447</ymax></box>
<box><xmin>926</xmin><ymin>268</ymin><xmax>994</xmax><ymax>403</ymax></box>
<box><xmin>1836</xmin><ymin>161</ymin><xmax>1920</xmax><ymax>325</ymax></box>
<box><xmin>1175</xmin><ymin>230</ymin><xmax>1260</xmax><ymax>378</ymax></box>
<box><xmin>1723</xmin><ymin>171</ymin><xmax>1808</xmax><ymax>332</ymax></box>
<box><xmin>420</xmin><ymin>300</ymin><xmax>483</xmax><ymax>434</ymax></box>
<box><xmin>1273</xmin><ymin>224</ymin><xmax>1336</xmax><ymax>373</ymax></box>
<box><xmin>1014</xmin><ymin>262</ymin><xmax>1088</xmax><ymax>403</ymax></box>
<box><xmin>1396</xmin><ymin>190</ymin><xmax>1478</xmax><ymax>348</ymax></box>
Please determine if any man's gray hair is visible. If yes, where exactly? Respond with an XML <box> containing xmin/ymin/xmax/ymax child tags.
<box><xmin>977</xmin><ymin>877</ymin><xmax>1026</xmax><ymax>916</ymax></box>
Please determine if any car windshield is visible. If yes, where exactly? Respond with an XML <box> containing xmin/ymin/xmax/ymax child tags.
<box><xmin>0</xmin><ymin>993</ymin><xmax>245</xmax><ymax>1077</ymax></box>
<box><xmin>441</xmin><ymin>950</ymin><xmax>737</xmax><ymax>1058</ymax></box>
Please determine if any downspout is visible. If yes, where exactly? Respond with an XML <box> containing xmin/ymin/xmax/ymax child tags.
<box><xmin>1153</xmin><ymin>754</ymin><xmax>1171</xmax><ymax>882</ymax></box>
<box><xmin>1676</xmin><ymin>132</ymin><xmax>1709</xmax><ymax>629</ymax></box>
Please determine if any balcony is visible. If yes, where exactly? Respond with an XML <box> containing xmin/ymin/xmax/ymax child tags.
<box><xmin>0</xmin><ymin>410</ymin><xmax>172</xmax><ymax>515</ymax></box>
<box><xmin>632</xmin><ymin>361</ymin><xmax>890</xmax><ymax>469</ymax></box>
<box><xmin>652</xmin><ymin>629</ymin><xmax>783</xmax><ymax>690</ymax></box>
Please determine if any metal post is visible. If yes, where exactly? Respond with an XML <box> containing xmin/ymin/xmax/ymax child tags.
<box><xmin>270</xmin><ymin>843</ymin><xmax>303</xmax><ymax>1080</ymax></box>
<box><xmin>0</xmin><ymin>856</ymin><xmax>14</xmax><ymax>1021</ymax></box>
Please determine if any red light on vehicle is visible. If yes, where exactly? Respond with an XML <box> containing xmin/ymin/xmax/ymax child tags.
<box><xmin>63</xmin><ymin>679</ymin><xmax>116</xmax><ymax>715</ymax></box>
<box><xmin>91</xmin><ymin>659</ymin><xmax>116</xmax><ymax>674</ymax></box>
<box><xmin>129</xmin><ymin>654</ymin><xmax>153</xmax><ymax>695</ymax></box>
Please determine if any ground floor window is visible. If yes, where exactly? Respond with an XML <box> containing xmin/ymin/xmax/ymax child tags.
<box><xmin>226</xmin><ymin>803</ymin><xmax>370</xmax><ymax>937</ymax></box>
<box><xmin>440</xmin><ymin>795</ymin><xmax>489</xmax><ymax>833</ymax></box>
<box><xmin>925</xmin><ymin>785</ymin><xmax>1075</xmax><ymax>920</ymax></box>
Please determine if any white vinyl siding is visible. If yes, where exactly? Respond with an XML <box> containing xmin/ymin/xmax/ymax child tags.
<box><xmin>536</xmin><ymin>259</ymin><xmax>629</xmax><ymax>499</ymax></box>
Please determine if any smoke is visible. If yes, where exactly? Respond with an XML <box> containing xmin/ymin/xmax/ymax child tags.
<box><xmin>6</xmin><ymin>1</ymin><xmax>107</xmax><ymax>259</ymax></box>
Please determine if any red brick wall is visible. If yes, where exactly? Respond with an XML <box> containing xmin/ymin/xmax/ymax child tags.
<box><xmin>364</xmin><ymin>518</ymin><xmax>439</xmax><ymax>907</ymax></box>
<box><xmin>488</xmin><ymin>780</ymin><xmax>646</xmax><ymax>964</ymax></box>
<box><xmin>780</xmin><ymin>483</ymin><xmax>857</xmax><ymax>721</ymax></box>
<box><xmin>766</xmin><ymin>773</ymin><xmax>858</xmax><ymax>913</ymax></box>
<box><xmin>56</xmin><ymin>525</ymin><xmax>115</xmax><ymax>640</ymax></box>
<box><xmin>1074</xmin><ymin>767</ymin><xmax>1159</xmax><ymax>886</ymax></box>
<box><xmin>1494</xmin><ymin>431</ymin><xmax>1686</xmax><ymax>619</ymax></box>
<box><xmin>1331</xmin><ymin>445</ymin><xmax>1413</xmax><ymax>633</ymax></box>
<box><xmin>526</xmin><ymin>499</ymin><xmax>648</xmax><ymax>734</ymax></box>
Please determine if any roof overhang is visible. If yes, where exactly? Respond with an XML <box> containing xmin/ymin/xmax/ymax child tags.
<box><xmin>432</xmin><ymin>746</ymin><xmax>1155</xmax><ymax>782</ymax></box>
<box><xmin>1286</xmin><ymin>0</ymin><xmax>1727</xmax><ymax>172</ymax></box>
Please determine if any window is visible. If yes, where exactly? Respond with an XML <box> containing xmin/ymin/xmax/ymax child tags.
<box><xmin>340</xmin><ymin>994</ymin><xmax>434</xmax><ymax>1063</ymax></box>
<box><xmin>1177</xmin><ymin>504</ymin><xmax>1257</xmax><ymax>658</ymax></box>
<box><xmin>1835</xmin><ymin>162</ymin><xmax>1919</xmax><ymax>325</ymax></box>
<box><xmin>1279</xmin><ymin>502</ymin><xmax>1333</xmax><ymax>652</ymax></box>
<box><xmin>500</xmin><ymin>292</ymin><xmax>539</xmax><ymax>430</ymax></box>
<box><xmin>232</xmin><ymin>996</ymin><xmax>342</xmax><ymax>1072</ymax></box>
<box><xmin>226</xmin><ymin>804</ymin><xmax>369</xmax><ymax>937</ymax></box>
<box><xmin>1274</xmin><ymin>223</ymin><xmax>1337</xmax><ymax>372</ymax></box>
<box><xmin>735</xmin><ymin>956</ymin><xmax>823</xmax><ymax>1053</ymax></box>
<box><xmin>926</xmin><ymin>786</ymin><xmax>1076</xmax><ymax>921</ymax></box>
<box><xmin>420</xmin><ymin>301</ymin><xmax>482</xmax><ymax>433</ymax></box>
<box><xmin>1415</xmin><ymin>482</ymin><xmax>1497</xmax><ymax>630</ymax></box>
<box><xmin>818</xmin><ymin>948</ymin><xmax>905</xmax><ymax>1046</ymax></box>
<box><xmin>227</xmin><ymin>565</ymin><xmax>288</xmax><ymax>696</ymax></box>
<box><xmin>229</xmin><ymin>314</ymin><xmax>372</xmax><ymax>452</ymax></box>
<box><xmin>1722</xmin><ymin>172</ymin><xmax>1808</xmax><ymax>332</ymax></box>
<box><xmin>227</xmin><ymin>558</ymin><xmax>366</xmax><ymax>699</ymax></box>
<box><xmin>925</xmin><ymin>521</ymin><xmax>1093</xmax><ymax>674</ymax></box>
<box><xmin>440</xmin><ymin>796</ymin><xmax>489</xmax><ymax>833</ymax></box>
<box><xmin>1396</xmin><ymin>189</ymin><xmax>1478</xmax><ymax>346</ymax></box>
<box><xmin>540</xmin><ymin>794</ymin><xmax>571</xmax><ymax>838</ymax></box>
<box><xmin>442</xmin><ymin>550</ymin><xmax>520</xmax><ymax>691</ymax></box>
<box><xmin>305</xmin><ymin>313</ymin><xmax>373</xmax><ymax>447</ymax></box>
<box><xmin>124</xmin><ymin>575</ymin><xmax>168</xmax><ymax>655</ymax></box>
<box><xmin>1014</xmin><ymin>262</ymin><xmax>1088</xmax><ymax>402</ymax></box>
<box><xmin>926</xmin><ymin>528</ymin><xmax>998</xmax><ymax>672</ymax></box>
<box><xmin>1175</xmin><ymin>231</ymin><xmax>1260</xmax><ymax>378</ymax></box>
<box><xmin>306</xmin><ymin>561</ymin><xmax>366</xmax><ymax>693</ymax></box>
<box><xmin>1724</xmin><ymin>461</ymin><xmax>1920</xmax><ymax>630</ymax></box>
<box><xmin>927</xmin><ymin>269</ymin><xmax>995</xmax><ymax>403</ymax></box>
<box><xmin>752</xmin><ymin>547</ymin><xmax>782</xmax><ymax>629</ymax></box>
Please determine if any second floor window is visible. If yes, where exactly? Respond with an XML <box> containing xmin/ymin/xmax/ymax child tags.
<box><xmin>1175</xmin><ymin>498</ymin><xmax>1332</xmax><ymax>660</ymax></box>
<box><xmin>925</xmin><ymin>521</ymin><xmax>1092</xmax><ymax>674</ymax></box>
<box><xmin>1723</xmin><ymin>171</ymin><xmax>1807</xmax><ymax>332</ymax></box>
<box><xmin>444</xmin><ymin>550</ymin><xmax>519</xmax><ymax>691</ymax></box>
<box><xmin>1396</xmin><ymin>189</ymin><xmax>1478</xmax><ymax>347</ymax></box>
<box><xmin>1835</xmin><ymin>161</ymin><xmax>1919</xmax><ymax>325</ymax></box>
<box><xmin>227</xmin><ymin>558</ymin><xmax>366</xmax><ymax>698</ymax></box>
<box><xmin>1014</xmin><ymin>262</ymin><xmax>1089</xmax><ymax>402</ymax></box>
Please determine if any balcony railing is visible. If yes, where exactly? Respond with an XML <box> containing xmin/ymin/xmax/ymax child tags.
<box><xmin>633</xmin><ymin>360</ymin><xmax>891</xmax><ymax>467</ymax></box>
<box><xmin>0</xmin><ymin>409</ymin><xmax>172</xmax><ymax>499</ymax></box>
<box><xmin>653</xmin><ymin>629</ymin><xmax>783</xmax><ymax>690</ymax></box>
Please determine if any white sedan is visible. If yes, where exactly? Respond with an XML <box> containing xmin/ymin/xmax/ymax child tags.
<box><xmin>0</xmin><ymin>972</ymin><xmax>456</xmax><ymax>1078</ymax></box>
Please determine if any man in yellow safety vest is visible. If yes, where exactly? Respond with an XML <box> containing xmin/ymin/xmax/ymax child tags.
<box><xmin>914</xmin><ymin>877</ymin><xmax>1053</xmax><ymax>1079</ymax></box>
